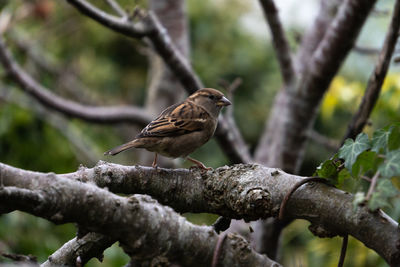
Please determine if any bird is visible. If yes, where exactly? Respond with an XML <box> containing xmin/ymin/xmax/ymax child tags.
<box><xmin>104</xmin><ymin>88</ymin><xmax>231</xmax><ymax>171</ymax></box>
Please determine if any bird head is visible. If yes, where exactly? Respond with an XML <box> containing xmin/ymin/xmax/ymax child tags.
<box><xmin>188</xmin><ymin>88</ymin><xmax>231</xmax><ymax>117</ymax></box>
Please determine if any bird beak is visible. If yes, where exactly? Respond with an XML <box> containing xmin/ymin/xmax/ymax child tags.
<box><xmin>217</xmin><ymin>96</ymin><xmax>231</xmax><ymax>106</ymax></box>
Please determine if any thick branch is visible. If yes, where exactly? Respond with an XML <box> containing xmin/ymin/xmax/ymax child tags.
<box><xmin>295</xmin><ymin>0</ymin><xmax>343</xmax><ymax>75</ymax></box>
<box><xmin>256</xmin><ymin>0</ymin><xmax>377</xmax><ymax>172</ymax></box>
<box><xmin>343</xmin><ymin>0</ymin><xmax>400</xmax><ymax>141</ymax></box>
<box><xmin>0</xmin><ymin>165</ymin><xmax>278</xmax><ymax>267</ymax></box>
<box><xmin>0</xmin><ymin>36</ymin><xmax>152</xmax><ymax>126</ymax></box>
<box><xmin>1</xmin><ymin>162</ymin><xmax>399</xmax><ymax>265</ymax></box>
<box><xmin>259</xmin><ymin>0</ymin><xmax>295</xmax><ymax>87</ymax></box>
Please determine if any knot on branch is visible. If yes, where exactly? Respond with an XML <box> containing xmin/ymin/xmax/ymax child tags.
<box><xmin>308</xmin><ymin>223</ymin><xmax>338</xmax><ymax>238</ymax></box>
<box><xmin>228</xmin><ymin>233</ymin><xmax>253</xmax><ymax>261</ymax></box>
<box><xmin>93</xmin><ymin>161</ymin><xmax>124</xmax><ymax>187</ymax></box>
<box><xmin>205</xmin><ymin>164</ymin><xmax>272</xmax><ymax>219</ymax></box>
<box><xmin>240</xmin><ymin>188</ymin><xmax>271</xmax><ymax>221</ymax></box>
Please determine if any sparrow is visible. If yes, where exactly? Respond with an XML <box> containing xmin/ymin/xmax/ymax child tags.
<box><xmin>104</xmin><ymin>88</ymin><xmax>231</xmax><ymax>171</ymax></box>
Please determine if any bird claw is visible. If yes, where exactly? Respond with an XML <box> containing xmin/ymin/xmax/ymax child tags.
<box><xmin>189</xmin><ymin>164</ymin><xmax>213</xmax><ymax>174</ymax></box>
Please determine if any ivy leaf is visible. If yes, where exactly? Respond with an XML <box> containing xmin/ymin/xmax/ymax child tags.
<box><xmin>351</xmin><ymin>151</ymin><xmax>381</xmax><ymax>178</ymax></box>
<box><xmin>371</xmin><ymin>128</ymin><xmax>390</xmax><ymax>154</ymax></box>
<box><xmin>378</xmin><ymin>150</ymin><xmax>400</xmax><ymax>178</ymax></box>
<box><xmin>388</xmin><ymin>124</ymin><xmax>400</xmax><ymax>151</ymax></box>
<box><xmin>368</xmin><ymin>179</ymin><xmax>398</xmax><ymax>211</ymax></box>
<box><xmin>314</xmin><ymin>154</ymin><xmax>341</xmax><ymax>184</ymax></box>
<box><xmin>339</xmin><ymin>133</ymin><xmax>371</xmax><ymax>173</ymax></box>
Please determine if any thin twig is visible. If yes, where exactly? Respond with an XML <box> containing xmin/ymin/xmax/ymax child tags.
<box><xmin>360</xmin><ymin>175</ymin><xmax>372</xmax><ymax>182</ymax></box>
<box><xmin>337</xmin><ymin>235</ymin><xmax>348</xmax><ymax>267</ymax></box>
<box><xmin>343</xmin><ymin>0</ymin><xmax>400</xmax><ymax>142</ymax></box>
<box><xmin>308</xmin><ymin>129</ymin><xmax>340</xmax><ymax>150</ymax></box>
<box><xmin>259</xmin><ymin>0</ymin><xmax>295</xmax><ymax>87</ymax></box>
<box><xmin>0</xmin><ymin>252</ymin><xmax>37</xmax><ymax>263</ymax></box>
<box><xmin>353</xmin><ymin>46</ymin><xmax>380</xmax><ymax>55</ymax></box>
<box><xmin>103</xmin><ymin>0</ymin><xmax>127</xmax><ymax>17</ymax></box>
<box><xmin>366</xmin><ymin>171</ymin><xmax>380</xmax><ymax>200</ymax></box>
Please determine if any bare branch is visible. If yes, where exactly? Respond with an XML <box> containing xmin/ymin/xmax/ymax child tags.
<box><xmin>343</xmin><ymin>0</ymin><xmax>400</xmax><ymax>141</ymax></box>
<box><xmin>0</xmin><ymin>252</ymin><xmax>37</xmax><ymax>263</ymax></box>
<box><xmin>0</xmin><ymin>36</ymin><xmax>152</xmax><ymax>126</ymax></box>
<box><xmin>353</xmin><ymin>46</ymin><xmax>380</xmax><ymax>55</ymax></box>
<box><xmin>66</xmin><ymin>0</ymin><xmax>202</xmax><ymax>93</ymax></box>
<box><xmin>366</xmin><ymin>171</ymin><xmax>380</xmax><ymax>201</ymax></box>
<box><xmin>0</xmin><ymin>164</ymin><xmax>279</xmax><ymax>266</ymax></box>
<box><xmin>65</xmin><ymin>0</ymin><xmax>149</xmax><ymax>38</ymax></box>
<box><xmin>42</xmin><ymin>233</ymin><xmax>114</xmax><ymax>266</ymax></box>
<box><xmin>308</xmin><ymin>129</ymin><xmax>340</xmax><ymax>151</ymax></box>
<box><xmin>103</xmin><ymin>0</ymin><xmax>127</xmax><ymax>18</ymax></box>
<box><xmin>259</xmin><ymin>0</ymin><xmax>295</xmax><ymax>87</ymax></box>
<box><xmin>295</xmin><ymin>0</ymin><xmax>344</xmax><ymax>74</ymax></box>
<box><xmin>1</xmin><ymin>161</ymin><xmax>399</xmax><ymax>265</ymax></box>
<box><xmin>256</xmin><ymin>0</ymin><xmax>377</xmax><ymax>172</ymax></box>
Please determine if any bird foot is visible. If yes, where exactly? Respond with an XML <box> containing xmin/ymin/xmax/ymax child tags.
<box><xmin>187</xmin><ymin>157</ymin><xmax>212</xmax><ymax>173</ymax></box>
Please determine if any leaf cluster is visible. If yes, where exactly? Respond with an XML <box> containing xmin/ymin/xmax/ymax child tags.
<box><xmin>315</xmin><ymin>123</ymin><xmax>400</xmax><ymax>211</ymax></box>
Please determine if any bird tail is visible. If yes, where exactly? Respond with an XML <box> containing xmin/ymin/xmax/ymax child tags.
<box><xmin>104</xmin><ymin>140</ymin><xmax>139</xmax><ymax>156</ymax></box>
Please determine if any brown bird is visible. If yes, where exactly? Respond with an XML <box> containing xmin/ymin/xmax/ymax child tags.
<box><xmin>104</xmin><ymin>88</ymin><xmax>231</xmax><ymax>171</ymax></box>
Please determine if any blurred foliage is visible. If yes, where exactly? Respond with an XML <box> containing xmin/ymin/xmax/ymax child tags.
<box><xmin>0</xmin><ymin>0</ymin><xmax>399</xmax><ymax>266</ymax></box>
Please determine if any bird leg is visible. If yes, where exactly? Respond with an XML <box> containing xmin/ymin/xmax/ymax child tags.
<box><xmin>187</xmin><ymin>157</ymin><xmax>212</xmax><ymax>172</ymax></box>
<box><xmin>152</xmin><ymin>153</ymin><xmax>158</xmax><ymax>168</ymax></box>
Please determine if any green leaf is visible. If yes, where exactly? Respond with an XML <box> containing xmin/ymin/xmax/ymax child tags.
<box><xmin>371</xmin><ymin>128</ymin><xmax>390</xmax><ymax>154</ymax></box>
<box><xmin>351</xmin><ymin>151</ymin><xmax>381</xmax><ymax>178</ymax></box>
<box><xmin>372</xmin><ymin>123</ymin><xmax>400</xmax><ymax>153</ymax></box>
<box><xmin>339</xmin><ymin>133</ymin><xmax>371</xmax><ymax>173</ymax></box>
<box><xmin>388</xmin><ymin>124</ymin><xmax>400</xmax><ymax>151</ymax></box>
<box><xmin>368</xmin><ymin>179</ymin><xmax>398</xmax><ymax>211</ymax></box>
<box><xmin>338</xmin><ymin>168</ymin><xmax>352</xmax><ymax>185</ymax></box>
<box><xmin>379</xmin><ymin>150</ymin><xmax>400</xmax><ymax>178</ymax></box>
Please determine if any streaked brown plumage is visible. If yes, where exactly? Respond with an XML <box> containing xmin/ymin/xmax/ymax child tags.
<box><xmin>104</xmin><ymin>88</ymin><xmax>231</xmax><ymax>170</ymax></box>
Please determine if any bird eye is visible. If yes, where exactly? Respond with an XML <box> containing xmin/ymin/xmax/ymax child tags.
<box><xmin>208</xmin><ymin>95</ymin><xmax>216</xmax><ymax>100</ymax></box>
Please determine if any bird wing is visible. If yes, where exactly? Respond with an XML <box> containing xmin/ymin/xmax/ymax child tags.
<box><xmin>136</xmin><ymin>101</ymin><xmax>211</xmax><ymax>138</ymax></box>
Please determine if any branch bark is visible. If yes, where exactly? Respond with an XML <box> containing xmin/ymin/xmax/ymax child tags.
<box><xmin>0</xmin><ymin>163</ymin><xmax>279</xmax><ymax>267</ymax></box>
<box><xmin>259</xmin><ymin>0</ymin><xmax>295</xmax><ymax>87</ymax></box>
<box><xmin>343</xmin><ymin>0</ymin><xmax>400</xmax><ymax>142</ymax></box>
<box><xmin>1</xmin><ymin>161</ymin><xmax>399</xmax><ymax>265</ymax></box>
<box><xmin>42</xmin><ymin>233</ymin><xmax>114</xmax><ymax>266</ymax></box>
<box><xmin>255</xmin><ymin>0</ymin><xmax>377</xmax><ymax>173</ymax></box>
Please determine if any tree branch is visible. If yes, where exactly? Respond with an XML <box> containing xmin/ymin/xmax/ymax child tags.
<box><xmin>42</xmin><ymin>232</ymin><xmax>115</xmax><ymax>267</ymax></box>
<box><xmin>259</xmin><ymin>0</ymin><xmax>295</xmax><ymax>87</ymax></box>
<box><xmin>66</xmin><ymin>0</ymin><xmax>202</xmax><ymax>93</ymax></box>
<box><xmin>1</xmin><ymin>161</ymin><xmax>399</xmax><ymax>265</ymax></box>
<box><xmin>0</xmin><ymin>164</ymin><xmax>279</xmax><ymax>266</ymax></box>
<box><xmin>295</xmin><ymin>0</ymin><xmax>344</xmax><ymax>75</ymax></box>
<box><xmin>255</xmin><ymin>0</ymin><xmax>377</xmax><ymax>172</ymax></box>
<box><xmin>342</xmin><ymin>0</ymin><xmax>400</xmax><ymax>141</ymax></box>
<box><xmin>0</xmin><ymin>36</ymin><xmax>152</xmax><ymax>126</ymax></box>
<box><xmin>103</xmin><ymin>0</ymin><xmax>127</xmax><ymax>18</ymax></box>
